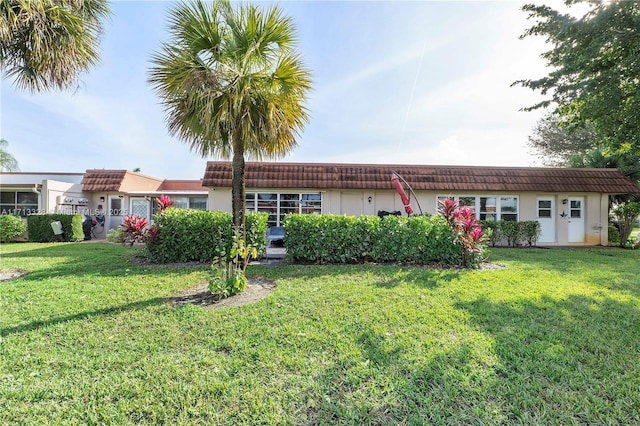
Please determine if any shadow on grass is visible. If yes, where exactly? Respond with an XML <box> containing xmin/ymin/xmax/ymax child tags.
<box><xmin>490</xmin><ymin>247</ymin><xmax>640</xmax><ymax>297</ymax></box>
<box><xmin>1</xmin><ymin>297</ymin><xmax>166</xmax><ymax>338</ymax></box>
<box><xmin>251</xmin><ymin>264</ymin><xmax>461</xmax><ymax>290</ymax></box>
<box><xmin>305</xmin><ymin>327</ymin><xmax>488</xmax><ymax>424</ymax></box>
<box><xmin>0</xmin><ymin>242</ymin><xmax>208</xmax><ymax>281</ymax></box>
<box><xmin>451</xmin><ymin>294</ymin><xmax>640</xmax><ymax>423</ymax></box>
<box><xmin>302</xmin><ymin>293</ymin><xmax>640</xmax><ymax>424</ymax></box>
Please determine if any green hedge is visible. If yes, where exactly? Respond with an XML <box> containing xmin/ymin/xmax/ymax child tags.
<box><xmin>145</xmin><ymin>209</ymin><xmax>268</xmax><ymax>263</ymax></box>
<box><xmin>283</xmin><ymin>214</ymin><xmax>461</xmax><ymax>265</ymax></box>
<box><xmin>27</xmin><ymin>214</ymin><xmax>84</xmax><ymax>242</ymax></box>
<box><xmin>0</xmin><ymin>215</ymin><xmax>27</xmax><ymax>242</ymax></box>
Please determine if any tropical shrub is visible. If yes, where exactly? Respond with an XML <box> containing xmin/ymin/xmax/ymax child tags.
<box><xmin>209</xmin><ymin>230</ymin><xmax>258</xmax><ymax>299</ymax></box>
<box><xmin>120</xmin><ymin>215</ymin><xmax>148</xmax><ymax>246</ymax></box>
<box><xmin>27</xmin><ymin>214</ymin><xmax>84</xmax><ymax>242</ymax></box>
<box><xmin>438</xmin><ymin>198</ymin><xmax>488</xmax><ymax>268</ymax></box>
<box><xmin>0</xmin><ymin>215</ymin><xmax>27</xmax><ymax>242</ymax></box>
<box><xmin>145</xmin><ymin>209</ymin><xmax>267</xmax><ymax>263</ymax></box>
<box><xmin>155</xmin><ymin>194</ymin><xmax>174</xmax><ymax>211</ymax></box>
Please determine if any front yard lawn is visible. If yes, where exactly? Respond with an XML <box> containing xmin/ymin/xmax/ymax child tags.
<box><xmin>1</xmin><ymin>243</ymin><xmax>639</xmax><ymax>424</ymax></box>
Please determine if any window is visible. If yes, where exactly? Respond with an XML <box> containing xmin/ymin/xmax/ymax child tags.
<box><xmin>150</xmin><ymin>196</ymin><xmax>207</xmax><ymax>216</ymax></box>
<box><xmin>570</xmin><ymin>199</ymin><xmax>582</xmax><ymax>218</ymax></box>
<box><xmin>437</xmin><ymin>195</ymin><xmax>518</xmax><ymax>221</ymax></box>
<box><xmin>246</xmin><ymin>192</ymin><xmax>322</xmax><ymax>226</ymax></box>
<box><xmin>500</xmin><ymin>197</ymin><xmax>518</xmax><ymax>221</ymax></box>
<box><xmin>279</xmin><ymin>194</ymin><xmax>299</xmax><ymax>225</ymax></box>
<box><xmin>189</xmin><ymin>197</ymin><xmax>207</xmax><ymax>210</ymax></box>
<box><xmin>110</xmin><ymin>197</ymin><xmax>124</xmax><ymax>216</ymax></box>
<box><xmin>479</xmin><ymin>197</ymin><xmax>497</xmax><ymax>221</ymax></box>
<box><xmin>1</xmin><ymin>191</ymin><xmax>38</xmax><ymax>216</ymax></box>
<box><xmin>537</xmin><ymin>200</ymin><xmax>552</xmax><ymax>218</ymax></box>
<box><xmin>458</xmin><ymin>196</ymin><xmax>476</xmax><ymax>213</ymax></box>
<box><xmin>301</xmin><ymin>194</ymin><xmax>322</xmax><ymax>215</ymax></box>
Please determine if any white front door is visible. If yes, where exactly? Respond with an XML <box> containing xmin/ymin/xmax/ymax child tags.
<box><xmin>568</xmin><ymin>197</ymin><xmax>585</xmax><ymax>243</ymax></box>
<box><xmin>537</xmin><ymin>197</ymin><xmax>555</xmax><ymax>243</ymax></box>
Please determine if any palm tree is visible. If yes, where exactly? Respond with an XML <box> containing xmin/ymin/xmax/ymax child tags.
<box><xmin>0</xmin><ymin>0</ymin><xmax>110</xmax><ymax>92</ymax></box>
<box><xmin>0</xmin><ymin>139</ymin><xmax>19</xmax><ymax>171</ymax></box>
<box><xmin>148</xmin><ymin>0</ymin><xmax>311</xmax><ymax>237</ymax></box>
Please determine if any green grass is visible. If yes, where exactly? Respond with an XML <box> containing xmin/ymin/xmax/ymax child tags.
<box><xmin>1</xmin><ymin>243</ymin><xmax>639</xmax><ymax>424</ymax></box>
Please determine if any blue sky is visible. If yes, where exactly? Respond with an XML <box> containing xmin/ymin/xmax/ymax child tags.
<box><xmin>1</xmin><ymin>0</ymin><xmax>553</xmax><ymax>180</ymax></box>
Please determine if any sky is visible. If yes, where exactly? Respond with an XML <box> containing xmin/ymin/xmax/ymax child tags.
<box><xmin>1</xmin><ymin>0</ymin><xmax>558</xmax><ymax>180</ymax></box>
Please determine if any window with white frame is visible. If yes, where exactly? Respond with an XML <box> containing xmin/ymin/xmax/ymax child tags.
<box><xmin>437</xmin><ymin>195</ymin><xmax>518</xmax><ymax>221</ymax></box>
<box><xmin>246</xmin><ymin>192</ymin><xmax>322</xmax><ymax>227</ymax></box>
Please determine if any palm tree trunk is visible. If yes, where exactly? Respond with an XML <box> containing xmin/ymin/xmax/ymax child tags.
<box><xmin>231</xmin><ymin>134</ymin><xmax>246</xmax><ymax>240</ymax></box>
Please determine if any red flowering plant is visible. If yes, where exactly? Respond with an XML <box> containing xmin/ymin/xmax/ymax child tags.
<box><xmin>438</xmin><ymin>198</ymin><xmax>489</xmax><ymax>268</ymax></box>
<box><xmin>141</xmin><ymin>195</ymin><xmax>174</xmax><ymax>246</ymax></box>
<box><xmin>156</xmin><ymin>194</ymin><xmax>174</xmax><ymax>212</ymax></box>
<box><xmin>121</xmin><ymin>214</ymin><xmax>148</xmax><ymax>246</ymax></box>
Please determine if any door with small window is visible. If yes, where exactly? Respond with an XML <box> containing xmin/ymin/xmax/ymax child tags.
<box><xmin>108</xmin><ymin>196</ymin><xmax>126</xmax><ymax>230</ymax></box>
<box><xmin>537</xmin><ymin>197</ymin><xmax>555</xmax><ymax>243</ymax></box>
<box><xmin>568</xmin><ymin>197</ymin><xmax>585</xmax><ymax>243</ymax></box>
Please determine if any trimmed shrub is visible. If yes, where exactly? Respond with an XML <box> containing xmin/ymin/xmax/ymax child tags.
<box><xmin>499</xmin><ymin>220</ymin><xmax>522</xmax><ymax>247</ymax></box>
<box><xmin>607</xmin><ymin>223</ymin><xmax>621</xmax><ymax>246</ymax></box>
<box><xmin>106</xmin><ymin>227</ymin><xmax>126</xmax><ymax>244</ymax></box>
<box><xmin>0</xmin><ymin>215</ymin><xmax>27</xmax><ymax>242</ymax></box>
<box><xmin>27</xmin><ymin>214</ymin><xmax>84</xmax><ymax>242</ymax></box>
<box><xmin>145</xmin><ymin>209</ymin><xmax>267</xmax><ymax>263</ymax></box>
<box><xmin>520</xmin><ymin>221</ymin><xmax>542</xmax><ymax>247</ymax></box>
<box><xmin>479</xmin><ymin>220</ymin><xmax>502</xmax><ymax>247</ymax></box>
<box><xmin>283</xmin><ymin>214</ymin><xmax>461</xmax><ymax>265</ymax></box>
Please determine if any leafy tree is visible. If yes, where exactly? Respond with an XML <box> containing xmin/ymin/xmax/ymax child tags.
<box><xmin>611</xmin><ymin>202</ymin><xmax>640</xmax><ymax>248</ymax></box>
<box><xmin>528</xmin><ymin>114</ymin><xmax>640</xmax><ymax>202</ymax></box>
<box><xmin>0</xmin><ymin>0</ymin><xmax>110</xmax><ymax>92</ymax></box>
<box><xmin>528</xmin><ymin>113</ymin><xmax>597</xmax><ymax>166</ymax></box>
<box><xmin>148</xmin><ymin>0</ymin><xmax>311</xmax><ymax>239</ymax></box>
<box><xmin>0</xmin><ymin>138</ymin><xmax>19</xmax><ymax>171</ymax></box>
<box><xmin>514</xmin><ymin>1</ymin><xmax>640</xmax><ymax>156</ymax></box>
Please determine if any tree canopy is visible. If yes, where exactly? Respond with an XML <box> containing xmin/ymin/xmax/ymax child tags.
<box><xmin>528</xmin><ymin>113</ymin><xmax>597</xmax><ymax>166</ymax></box>
<box><xmin>148</xmin><ymin>0</ymin><xmax>311</xmax><ymax>234</ymax></box>
<box><xmin>514</xmin><ymin>0</ymin><xmax>640</xmax><ymax>156</ymax></box>
<box><xmin>0</xmin><ymin>0</ymin><xmax>110</xmax><ymax>92</ymax></box>
<box><xmin>0</xmin><ymin>139</ymin><xmax>19</xmax><ymax>171</ymax></box>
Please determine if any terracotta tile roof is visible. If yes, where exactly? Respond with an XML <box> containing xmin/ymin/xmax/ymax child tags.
<box><xmin>203</xmin><ymin>162</ymin><xmax>640</xmax><ymax>194</ymax></box>
<box><xmin>158</xmin><ymin>180</ymin><xmax>207</xmax><ymax>191</ymax></box>
<box><xmin>81</xmin><ymin>169</ymin><xmax>128</xmax><ymax>191</ymax></box>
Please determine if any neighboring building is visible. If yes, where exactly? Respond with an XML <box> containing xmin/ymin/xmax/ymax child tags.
<box><xmin>0</xmin><ymin>172</ymin><xmax>85</xmax><ymax>216</ymax></box>
<box><xmin>80</xmin><ymin>170</ymin><xmax>208</xmax><ymax>232</ymax></box>
<box><xmin>0</xmin><ymin>170</ymin><xmax>207</xmax><ymax>236</ymax></box>
<box><xmin>203</xmin><ymin>162</ymin><xmax>640</xmax><ymax>246</ymax></box>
